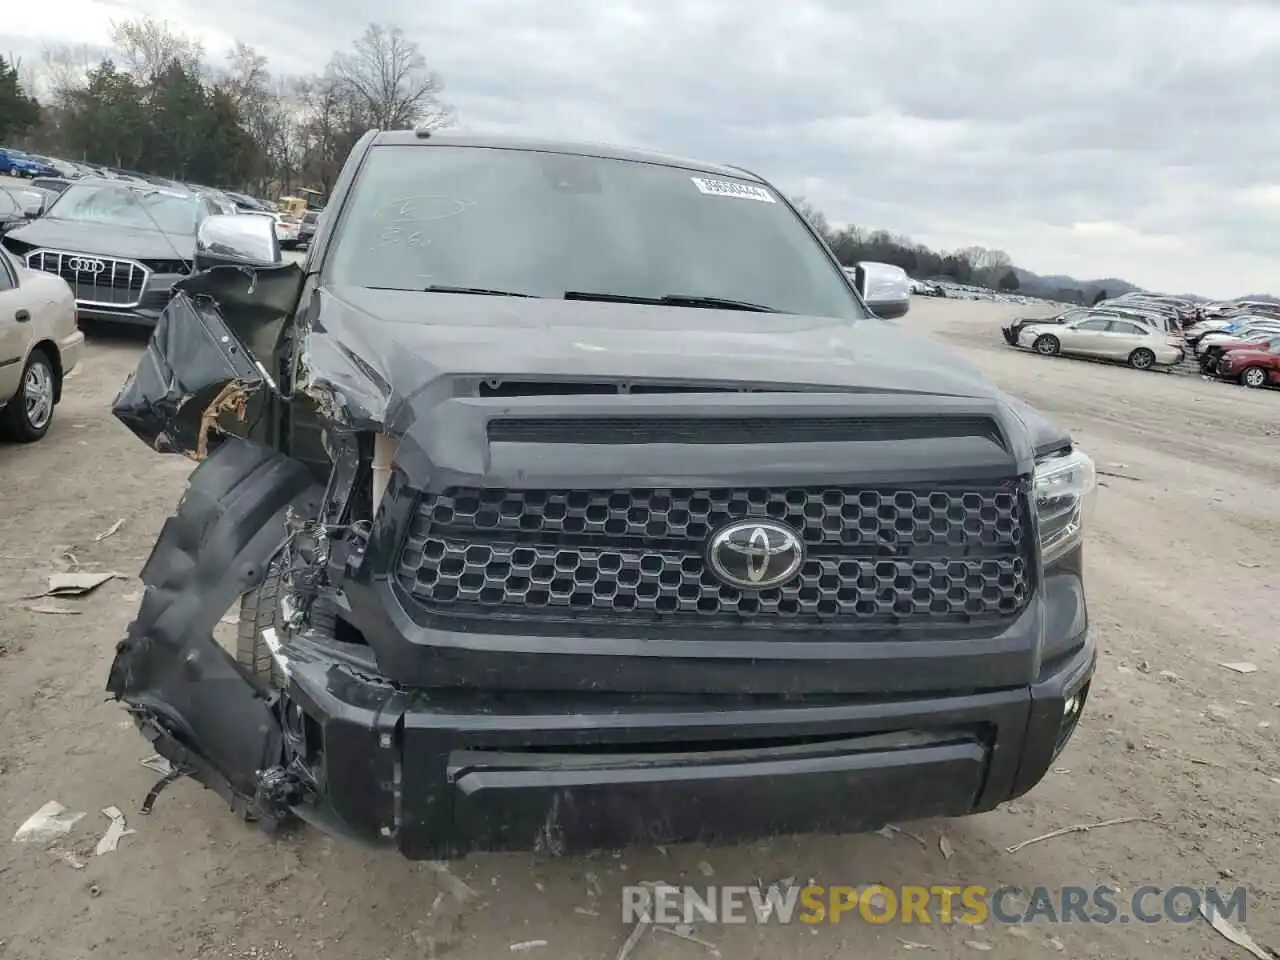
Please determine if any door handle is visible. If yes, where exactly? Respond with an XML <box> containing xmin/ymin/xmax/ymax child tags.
<box><xmin>14</xmin><ymin>309</ymin><xmax>31</xmax><ymax>322</ymax></box>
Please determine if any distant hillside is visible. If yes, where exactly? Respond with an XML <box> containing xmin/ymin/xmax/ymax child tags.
<box><xmin>1012</xmin><ymin>268</ymin><xmax>1143</xmax><ymax>304</ymax></box>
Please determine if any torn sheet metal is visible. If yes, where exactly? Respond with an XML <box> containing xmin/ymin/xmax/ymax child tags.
<box><xmin>112</xmin><ymin>290</ymin><xmax>268</xmax><ymax>459</ymax></box>
<box><xmin>177</xmin><ymin>263</ymin><xmax>304</xmax><ymax>366</ymax></box>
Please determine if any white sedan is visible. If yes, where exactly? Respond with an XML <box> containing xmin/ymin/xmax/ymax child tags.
<box><xmin>272</xmin><ymin>214</ymin><xmax>301</xmax><ymax>249</ymax></box>
<box><xmin>0</xmin><ymin>246</ymin><xmax>84</xmax><ymax>441</ymax></box>
<box><xmin>1017</xmin><ymin>314</ymin><xmax>1183</xmax><ymax>370</ymax></box>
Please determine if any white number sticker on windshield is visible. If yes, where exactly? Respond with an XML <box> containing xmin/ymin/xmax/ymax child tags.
<box><xmin>690</xmin><ymin>177</ymin><xmax>776</xmax><ymax>203</ymax></box>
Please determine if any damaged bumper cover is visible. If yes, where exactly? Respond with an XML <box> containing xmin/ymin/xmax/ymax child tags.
<box><xmin>271</xmin><ymin>628</ymin><xmax>1094</xmax><ymax>858</ymax></box>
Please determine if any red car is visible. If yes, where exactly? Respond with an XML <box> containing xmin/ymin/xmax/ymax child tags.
<box><xmin>1214</xmin><ymin>339</ymin><xmax>1280</xmax><ymax>388</ymax></box>
<box><xmin>1198</xmin><ymin>333</ymin><xmax>1280</xmax><ymax>373</ymax></box>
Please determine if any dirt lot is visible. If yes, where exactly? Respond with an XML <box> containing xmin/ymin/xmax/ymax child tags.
<box><xmin>1</xmin><ymin>296</ymin><xmax>1277</xmax><ymax>960</ymax></box>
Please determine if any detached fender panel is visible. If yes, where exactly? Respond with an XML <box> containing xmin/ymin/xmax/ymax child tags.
<box><xmin>111</xmin><ymin>290</ymin><xmax>268</xmax><ymax>459</ymax></box>
<box><xmin>107</xmin><ymin>437</ymin><xmax>323</xmax><ymax>802</ymax></box>
<box><xmin>110</xmin><ymin>264</ymin><xmax>303</xmax><ymax>460</ymax></box>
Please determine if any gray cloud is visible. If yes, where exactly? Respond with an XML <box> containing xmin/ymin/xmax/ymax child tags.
<box><xmin>10</xmin><ymin>0</ymin><xmax>1280</xmax><ymax>295</ymax></box>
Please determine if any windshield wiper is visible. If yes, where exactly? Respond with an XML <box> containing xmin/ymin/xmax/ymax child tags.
<box><xmin>361</xmin><ymin>284</ymin><xmax>539</xmax><ymax>297</ymax></box>
<box><xmin>422</xmin><ymin>284</ymin><xmax>538</xmax><ymax>298</ymax></box>
<box><xmin>564</xmin><ymin>291</ymin><xmax>779</xmax><ymax>312</ymax></box>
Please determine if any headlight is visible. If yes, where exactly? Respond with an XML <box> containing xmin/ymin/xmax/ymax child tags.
<box><xmin>1033</xmin><ymin>448</ymin><xmax>1096</xmax><ymax>564</ymax></box>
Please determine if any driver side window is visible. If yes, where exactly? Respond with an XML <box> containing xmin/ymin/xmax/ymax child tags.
<box><xmin>1076</xmin><ymin>319</ymin><xmax>1111</xmax><ymax>331</ymax></box>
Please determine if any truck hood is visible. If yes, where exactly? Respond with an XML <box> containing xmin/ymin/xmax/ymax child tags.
<box><xmin>301</xmin><ymin>284</ymin><xmax>1072</xmax><ymax>456</ymax></box>
<box><xmin>4</xmin><ymin>217</ymin><xmax>194</xmax><ymax>262</ymax></box>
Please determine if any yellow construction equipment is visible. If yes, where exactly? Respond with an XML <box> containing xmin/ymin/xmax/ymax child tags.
<box><xmin>277</xmin><ymin>196</ymin><xmax>308</xmax><ymax>218</ymax></box>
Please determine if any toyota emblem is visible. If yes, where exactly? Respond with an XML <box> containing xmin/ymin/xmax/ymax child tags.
<box><xmin>67</xmin><ymin>257</ymin><xmax>106</xmax><ymax>274</ymax></box>
<box><xmin>707</xmin><ymin>519</ymin><xmax>805</xmax><ymax>590</ymax></box>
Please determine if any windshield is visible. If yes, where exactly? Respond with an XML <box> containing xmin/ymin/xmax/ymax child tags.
<box><xmin>326</xmin><ymin>145</ymin><xmax>864</xmax><ymax>319</ymax></box>
<box><xmin>45</xmin><ymin>183</ymin><xmax>199</xmax><ymax>234</ymax></box>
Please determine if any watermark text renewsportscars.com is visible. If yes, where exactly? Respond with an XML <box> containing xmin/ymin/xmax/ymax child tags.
<box><xmin>622</xmin><ymin>883</ymin><xmax>1249</xmax><ymax>926</ymax></box>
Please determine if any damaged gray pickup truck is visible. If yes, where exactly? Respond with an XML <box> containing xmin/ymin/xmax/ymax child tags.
<box><xmin>108</xmin><ymin>131</ymin><xmax>1098</xmax><ymax>860</ymax></box>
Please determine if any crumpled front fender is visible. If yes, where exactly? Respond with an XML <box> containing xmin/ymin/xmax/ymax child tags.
<box><xmin>107</xmin><ymin>437</ymin><xmax>323</xmax><ymax>814</ymax></box>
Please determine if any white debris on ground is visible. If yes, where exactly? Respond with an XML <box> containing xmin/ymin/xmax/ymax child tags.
<box><xmin>27</xmin><ymin>571</ymin><xmax>121</xmax><ymax>599</ymax></box>
<box><xmin>94</xmin><ymin>806</ymin><xmax>135</xmax><ymax>855</ymax></box>
<box><xmin>12</xmin><ymin>801</ymin><xmax>86</xmax><ymax>843</ymax></box>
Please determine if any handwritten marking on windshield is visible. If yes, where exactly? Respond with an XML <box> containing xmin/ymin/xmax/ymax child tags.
<box><xmin>371</xmin><ymin>196</ymin><xmax>469</xmax><ymax>249</ymax></box>
<box><xmin>374</xmin><ymin>196</ymin><xmax>469</xmax><ymax>223</ymax></box>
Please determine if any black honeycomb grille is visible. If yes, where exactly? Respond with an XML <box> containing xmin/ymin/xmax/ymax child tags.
<box><xmin>396</xmin><ymin>485</ymin><xmax>1031</xmax><ymax>632</ymax></box>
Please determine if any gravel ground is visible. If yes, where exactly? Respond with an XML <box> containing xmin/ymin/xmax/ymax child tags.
<box><xmin>1</xmin><ymin>295</ymin><xmax>1277</xmax><ymax>960</ymax></box>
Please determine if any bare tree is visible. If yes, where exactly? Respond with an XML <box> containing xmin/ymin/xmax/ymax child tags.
<box><xmin>220</xmin><ymin>41</ymin><xmax>269</xmax><ymax>110</ymax></box>
<box><xmin>39</xmin><ymin>43</ymin><xmax>102</xmax><ymax>103</ymax></box>
<box><xmin>331</xmin><ymin>23</ymin><xmax>452</xmax><ymax>130</ymax></box>
<box><xmin>212</xmin><ymin>43</ymin><xmax>292</xmax><ymax>193</ymax></box>
<box><xmin>8</xmin><ymin>54</ymin><xmax>38</xmax><ymax>102</ymax></box>
<box><xmin>109</xmin><ymin>17</ymin><xmax>204</xmax><ymax>81</ymax></box>
<box><xmin>959</xmin><ymin>245</ymin><xmax>1013</xmax><ymax>287</ymax></box>
<box><xmin>294</xmin><ymin>69</ymin><xmax>373</xmax><ymax>192</ymax></box>
<box><xmin>791</xmin><ymin>196</ymin><xmax>832</xmax><ymax>239</ymax></box>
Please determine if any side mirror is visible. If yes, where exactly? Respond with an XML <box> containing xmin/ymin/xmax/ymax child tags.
<box><xmin>194</xmin><ymin>213</ymin><xmax>282</xmax><ymax>272</ymax></box>
<box><xmin>866</xmin><ymin>298</ymin><xmax>911</xmax><ymax>320</ymax></box>
<box><xmin>23</xmin><ymin>204</ymin><xmax>43</xmax><ymax>220</ymax></box>
<box><xmin>854</xmin><ymin>262</ymin><xmax>912</xmax><ymax>319</ymax></box>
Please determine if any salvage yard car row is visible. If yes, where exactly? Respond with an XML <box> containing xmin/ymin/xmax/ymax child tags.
<box><xmin>1000</xmin><ymin>290</ymin><xmax>1280</xmax><ymax>390</ymax></box>
<box><xmin>0</xmin><ymin>172</ymin><xmax>321</xmax><ymax>329</ymax></box>
<box><xmin>0</xmin><ymin>168</ymin><xmax>321</xmax><ymax>441</ymax></box>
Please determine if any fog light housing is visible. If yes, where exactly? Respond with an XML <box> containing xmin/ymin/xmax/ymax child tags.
<box><xmin>1053</xmin><ymin>681</ymin><xmax>1090</xmax><ymax>759</ymax></box>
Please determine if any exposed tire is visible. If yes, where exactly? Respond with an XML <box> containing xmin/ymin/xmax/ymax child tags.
<box><xmin>1128</xmin><ymin>348</ymin><xmax>1156</xmax><ymax>370</ymax></box>
<box><xmin>0</xmin><ymin>348</ymin><xmax>57</xmax><ymax>443</ymax></box>
<box><xmin>237</xmin><ymin>558</ymin><xmax>285</xmax><ymax>689</ymax></box>
<box><xmin>1241</xmin><ymin>366</ymin><xmax>1268</xmax><ymax>389</ymax></box>
<box><xmin>1033</xmin><ymin>334</ymin><xmax>1060</xmax><ymax>356</ymax></box>
<box><xmin>236</xmin><ymin>556</ymin><xmax>337</xmax><ymax>689</ymax></box>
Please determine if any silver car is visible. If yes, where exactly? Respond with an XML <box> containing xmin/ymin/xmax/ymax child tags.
<box><xmin>1017</xmin><ymin>314</ymin><xmax>1183</xmax><ymax>370</ymax></box>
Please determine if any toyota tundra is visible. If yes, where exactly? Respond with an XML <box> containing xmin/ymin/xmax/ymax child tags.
<box><xmin>107</xmin><ymin>131</ymin><xmax>1097</xmax><ymax>859</ymax></box>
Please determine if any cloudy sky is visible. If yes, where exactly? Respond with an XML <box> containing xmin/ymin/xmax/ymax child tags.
<box><xmin>5</xmin><ymin>0</ymin><xmax>1278</xmax><ymax>297</ymax></box>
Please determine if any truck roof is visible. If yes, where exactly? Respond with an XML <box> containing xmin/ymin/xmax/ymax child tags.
<box><xmin>369</xmin><ymin>129</ymin><xmax>764</xmax><ymax>182</ymax></box>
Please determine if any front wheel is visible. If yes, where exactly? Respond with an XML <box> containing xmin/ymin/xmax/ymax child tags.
<box><xmin>0</xmin><ymin>349</ymin><xmax>57</xmax><ymax>442</ymax></box>
<box><xmin>1033</xmin><ymin>334</ymin><xmax>1060</xmax><ymax>356</ymax></box>
<box><xmin>1129</xmin><ymin>348</ymin><xmax>1156</xmax><ymax>370</ymax></box>
<box><xmin>237</xmin><ymin>559</ymin><xmax>286</xmax><ymax>688</ymax></box>
<box><xmin>1241</xmin><ymin>366</ymin><xmax>1268</xmax><ymax>389</ymax></box>
<box><xmin>237</xmin><ymin>556</ymin><xmax>338</xmax><ymax>689</ymax></box>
